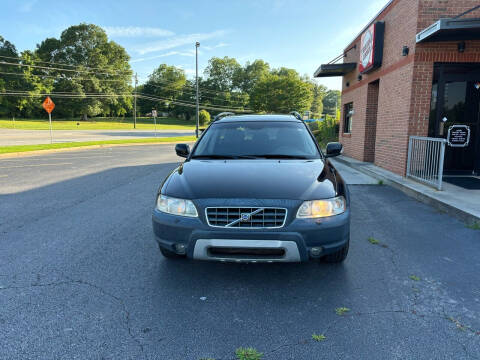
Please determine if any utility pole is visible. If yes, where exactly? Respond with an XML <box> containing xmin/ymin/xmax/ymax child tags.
<box><xmin>195</xmin><ymin>42</ymin><xmax>200</xmax><ymax>138</ymax></box>
<box><xmin>134</xmin><ymin>72</ymin><xmax>138</xmax><ymax>129</ymax></box>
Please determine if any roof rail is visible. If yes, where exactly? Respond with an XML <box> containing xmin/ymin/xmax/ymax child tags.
<box><xmin>213</xmin><ymin>112</ymin><xmax>235</xmax><ymax>122</ymax></box>
<box><xmin>289</xmin><ymin>111</ymin><xmax>302</xmax><ymax>120</ymax></box>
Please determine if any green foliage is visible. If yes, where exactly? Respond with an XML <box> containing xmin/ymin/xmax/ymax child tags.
<box><xmin>310</xmin><ymin>83</ymin><xmax>327</xmax><ymax>115</ymax></box>
<box><xmin>312</xmin><ymin>333</ymin><xmax>326</xmax><ymax>342</ymax></box>
<box><xmin>1</xmin><ymin>29</ymin><xmax>341</xmax><ymax>120</ymax></box>
<box><xmin>368</xmin><ymin>237</ymin><xmax>380</xmax><ymax>245</ymax></box>
<box><xmin>250</xmin><ymin>68</ymin><xmax>313</xmax><ymax>113</ymax></box>
<box><xmin>313</xmin><ymin>116</ymin><xmax>339</xmax><ymax>148</ymax></box>
<box><xmin>138</xmin><ymin>64</ymin><xmax>187</xmax><ymax>114</ymax></box>
<box><xmin>335</xmin><ymin>307</ymin><xmax>350</xmax><ymax>316</ymax></box>
<box><xmin>466</xmin><ymin>222</ymin><xmax>480</xmax><ymax>230</ymax></box>
<box><xmin>409</xmin><ymin>275</ymin><xmax>420</xmax><ymax>281</ymax></box>
<box><xmin>205</xmin><ymin>56</ymin><xmax>241</xmax><ymax>92</ymax></box>
<box><xmin>235</xmin><ymin>347</ymin><xmax>263</xmax><ymax>360</ymax></box>
<box><xmin>198</xmin><ymin>109</ymin><xmax>211</xmax><ymax>126</ymax></box>
<box><xmin>307</xmin><ymin>121</ymin><xmax>320</xmax><ymax>131</ymax></box>
<box><xmin>322</xmin><ymin>90</ymin><xmax>341</xmax><ymax>116</ymax></box>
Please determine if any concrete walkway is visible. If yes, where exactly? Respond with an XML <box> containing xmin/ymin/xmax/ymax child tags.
<box><xmin>0</xmin><ymin>129</ymin><xmax>194</xmax><ymax>146</ymax></box>
<box><xmin>334</xmin><ymin>155</ymin><xmax>480</xmax><ymax>224</ymax></box>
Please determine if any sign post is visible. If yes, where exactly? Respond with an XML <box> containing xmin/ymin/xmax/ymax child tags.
<box><xmin>152</xmin><ymin>109</ymin><xmax>157</xmax><ymax>137</ymax></box>
<box><xmin>42</xmin><ymin>96</ymin><xmax>55</xmax><ymax>144</ymax></box>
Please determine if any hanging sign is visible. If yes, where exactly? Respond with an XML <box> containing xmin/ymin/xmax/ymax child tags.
<box><xmin>359</xmin><ymin>21</ymin><xmax>385</xmax><ymax>74</ymax></box>
<box><xmin>447</xmin><ymin>125</ymin><xmax>470</xmax><ymax>147</ymax></box>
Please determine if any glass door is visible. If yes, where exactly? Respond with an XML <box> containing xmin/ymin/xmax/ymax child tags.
<box><xmin>435</xmin><ymin>65</ymin><xmax>480</xmax><ymax>175</ymax></box>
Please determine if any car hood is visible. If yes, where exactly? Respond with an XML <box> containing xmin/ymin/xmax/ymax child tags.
<box><xmin>163</xmin><ymin>159</ymin><xmax>338</xmax><ymax>200</ymax></box>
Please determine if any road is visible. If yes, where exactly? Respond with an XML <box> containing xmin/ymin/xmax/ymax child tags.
<box><xmin>0</xmin><ymin>145</ymin><xmax>479</xmax><ymax>360</ymax></box>
<box><xmin>0</xmin><ymin>129</ymin><xmax>194</xmax><ymax>146</ymax></box>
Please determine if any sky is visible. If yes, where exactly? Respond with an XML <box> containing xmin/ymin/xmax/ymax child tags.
<box><xmin>1</xmin><ymin>0</ymin><xmax>388</xmax><ymax>90</ymax></box>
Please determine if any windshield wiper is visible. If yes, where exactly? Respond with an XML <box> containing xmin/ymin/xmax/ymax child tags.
<box><xmin>191</xmin><ymin>154</ymin><xmax>257</xmax><ymax>159</ymax></box>
<box><xmin>247</xmin><ymin>154</ymin><xmax>311</xmax><ymax>159</ymax></box>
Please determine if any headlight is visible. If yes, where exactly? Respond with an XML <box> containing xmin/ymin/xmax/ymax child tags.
<box><xmin>296</xmin><ymin>196</ymin><xmax>346</xmax><ymax>218</ymax></box>
<box><xmin>156</xmin><ymin>195</ymin><xmax>198</xmax><ymax>217</ymax></box>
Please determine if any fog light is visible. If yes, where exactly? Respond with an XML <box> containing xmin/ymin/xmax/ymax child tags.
<box><xmin>174</xmin><ymin>244</ymin><xmax>186</xmax><ymax>254</ymax></box>
<box><xmin>310</xmin><ymin>247</ymin><xmax>323</xmax><ymax>257</ymax></box>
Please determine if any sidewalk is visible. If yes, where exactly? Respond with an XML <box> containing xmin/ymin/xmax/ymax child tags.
<box><xmin>334</xmin><ymin>155</ymin><xmax>480</xmax><ymax>225</ymax></box>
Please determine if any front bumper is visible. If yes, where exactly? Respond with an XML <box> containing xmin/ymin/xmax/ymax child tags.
<box><xmin>152</xmin><ymin>200</ymin><xmax>350</xmax><ymax>262</ymax></box>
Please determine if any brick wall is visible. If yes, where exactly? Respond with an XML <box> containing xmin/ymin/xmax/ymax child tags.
<box><xmin>340</xmin><ymin>0</ymin><xmax>418</xmax><ymax>174</ymax></box>
<box><xmin>339</xmin><ymin>0</ymin><xmax>480</xmax><ymax>175</ymax></box>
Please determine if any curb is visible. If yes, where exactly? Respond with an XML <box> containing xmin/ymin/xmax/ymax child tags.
<box><xmin>334</xmin><ymin>156</ymin><xmax>480</xmax><ymax>225</ymax></box>
<box><xmin>0</xmin><ymin>141</ymin><xmax>196</xmax><ymax>159</ymax></box>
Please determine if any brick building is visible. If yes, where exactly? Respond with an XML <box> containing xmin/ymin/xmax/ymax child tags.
<box><xmin>314</xmin><ymin>0</ymin><xmax>480</xmax><ymax>177</ymax></box>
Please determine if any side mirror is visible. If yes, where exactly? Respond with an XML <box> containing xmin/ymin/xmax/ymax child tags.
<box><xmin>325</xmin><ymin>142</ymin><xmax>342</xmax><ymax>158</ymax></box>
<box><xmin>175</xmin><ymin>144</ymin><xmax>190</xmax><ymax>158</ymax></box>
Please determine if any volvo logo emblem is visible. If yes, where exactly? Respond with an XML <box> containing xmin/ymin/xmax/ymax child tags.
<box><xmin>241</xmin><ymin>213</ymin><xmax>251</xmax><ymax>222</ymax></box>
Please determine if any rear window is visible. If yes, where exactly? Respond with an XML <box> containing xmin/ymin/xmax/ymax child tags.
<box><xmin>193</xmin><ymin>121</ymin><xmax>320</xmax><ymax>159</ymax></box>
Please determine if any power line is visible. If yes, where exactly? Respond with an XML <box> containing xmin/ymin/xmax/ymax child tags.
<box><xmin>0</xmin><ymin>70</ymin><xmax>131</xmax><ymax>83</ymax></box>
<box><xmin>137</xmin><ymin>94</ymin><xmax>251</xmax><ymax>113</ymax></box>
<box><xmin>0</xmin><ymin>54</ymin><xmax>132</xmax><ymax>75</ymax></box>
<box><xmin>143</xmin><ymin>79</ymin><xmax>246</xmax><ymax>98</ymax></box>
<box><xmin>0</xmin><ymin>90</ymin><xmax>251</xmax><ymax>112</ymax></box>
<box><xmin>142</xmin><ymin>82</ymin><xmax>247</xmax><ymax>106</ymax></box>
<box><xmin>0</xmin><ymin>60</ymin><xmax>132</xmax><ymax>77</ymax></box>
<box><xmin>138</xmin><ymin>93</ymin><xmax>250</xmax><ymax>111</ymax></box>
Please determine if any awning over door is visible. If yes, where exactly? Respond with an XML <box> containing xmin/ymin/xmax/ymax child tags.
<box><xmin>416</xmin><ymin>18</ymin><xmax>480</xmax><ymax>43</ymax></box>
<box><xmin>313</xmin><ymin>63</ymin><xmax>357</xmax><ymax>78</ymax></box>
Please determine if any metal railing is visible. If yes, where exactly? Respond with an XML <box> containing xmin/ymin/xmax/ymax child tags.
<box><xmin>406</xmin><ymin>136</ymin><xmax>447</xmax><ymax>190</ymax></box>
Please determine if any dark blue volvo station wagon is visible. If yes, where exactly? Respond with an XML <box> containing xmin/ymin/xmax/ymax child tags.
<box><xmin>152</xmin><ymin>113</ymin><xmax>350</xmax><ymax>263</ymax></box>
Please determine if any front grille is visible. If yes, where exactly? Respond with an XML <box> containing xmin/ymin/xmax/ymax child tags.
<box><xmin>205</xmin><ymin>207</ymin><xmax>287</xmax><ymax>228</ymax></box>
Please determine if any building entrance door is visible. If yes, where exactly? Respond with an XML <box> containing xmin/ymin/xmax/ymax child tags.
<box><xmin>434</xmin><ymin>65</ymin><xmax>480</xmax><ymax>175</ymax></box>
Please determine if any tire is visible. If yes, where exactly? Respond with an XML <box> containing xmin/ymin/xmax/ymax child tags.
<box><xmin>323</xmin><ymin>238</ymin><xmax>349</xmax><ymax>263</ymax></box>
<box><xmin>159</xmin><ymin>245</ymin><xmax>184</xmax><ymax>259</ymax></box>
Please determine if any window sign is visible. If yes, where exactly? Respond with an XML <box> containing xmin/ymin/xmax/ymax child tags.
<box><xmin>447</xmin><ymin>125</ymin><xmax>470</xmax><ymax>147</ymax></box>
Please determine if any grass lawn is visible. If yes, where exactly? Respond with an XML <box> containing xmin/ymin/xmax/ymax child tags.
<box><xmin>0</xmin><ymin>136</ymin><xmax>196</xmax><ymax>154</ymax></box>
<box><xmin>0</xmin><ymin>117</ymin><xmax>196</xmax><ymax>130</ymax></box>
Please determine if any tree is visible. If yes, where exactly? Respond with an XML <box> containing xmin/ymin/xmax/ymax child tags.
<box><xmin>35</xmin><ymin>24</ymin><xmax>133</xmax><ymax>119</ymax></box>
<box><xmin>204</xmin><ymin>56</ymin><xmax>241</xmax><ymax>92</ymax></box>
<box><xmin>0</xmin><ymin>36</ymin><xmax>25</xmax><ymax>117</ymax></box>
<box><xmin>322</xmin><ymin>90</ymin><xmax>341</xmax><ymax>116</ymax></box>
<box><xmin>234</xmin><ymin>59</ymin><xmax>270</xmax><ymax>94</ymax></box>
<box><xmin>198</xmin><ymin>109</ymin><xmax>210</xmax><ymax>126</ymax></box>
<box><xmin>138</xmin><ymin>64</ymin><xmax>187</xmax><ymax>115</ymax></box>
<box><xmin>250</xmin><ymin>68</ymin><xmax>313</xmax><ymax>113</ymax></box>
<box><xmin>310</xmin><ymin>83</ymin><xmax>327</xmax><ymax>117</ymax></box>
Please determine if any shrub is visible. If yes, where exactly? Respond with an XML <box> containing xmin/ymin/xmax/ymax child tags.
<box><xmin>307</xmin><ymin>120</ymin><xmax>320</xmax><ymax>131</ymax></box>
<box><xmin>314</xmin><ymin>117</ymin><xmax>339</xmax><ymax>149</ymax></box>
<box><xmin>199</xmin><ymin>109</ymin><xmax>211</xmax><ymax>126</ymax></box>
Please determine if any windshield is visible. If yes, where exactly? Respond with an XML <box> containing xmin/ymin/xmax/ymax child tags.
<box><xmin>192</xmin><ymin>121</ymin><xmax>320</xmax><ymax>159</ymax></box>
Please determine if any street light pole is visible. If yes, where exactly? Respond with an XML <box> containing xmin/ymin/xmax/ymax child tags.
<box><xmin>195</xmin><ymin>41</ymin><xmax>200</xmax><ymax>138</ymax></box>
<box><xmin>134</xmin><ymin>72</ymin><xmax>138</xmax><ymax>129</ymax></box>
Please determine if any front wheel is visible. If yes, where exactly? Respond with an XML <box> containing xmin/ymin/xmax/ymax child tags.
<box><xmin>323</xmin><ymin>239</ymin><xmax>349</xmax><ymax>263</ymax></box>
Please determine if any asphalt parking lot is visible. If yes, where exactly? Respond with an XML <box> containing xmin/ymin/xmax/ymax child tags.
<box><xmin>0</xmin><ymin>145</ymin><xmax>479</xmax><ymax>360</ymax></box>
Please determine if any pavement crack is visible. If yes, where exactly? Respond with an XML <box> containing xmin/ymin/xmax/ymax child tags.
<box><xmin>0</xmin><ymin>275</ymin><xmax>146</xmax><ymax>358</ymax></box>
